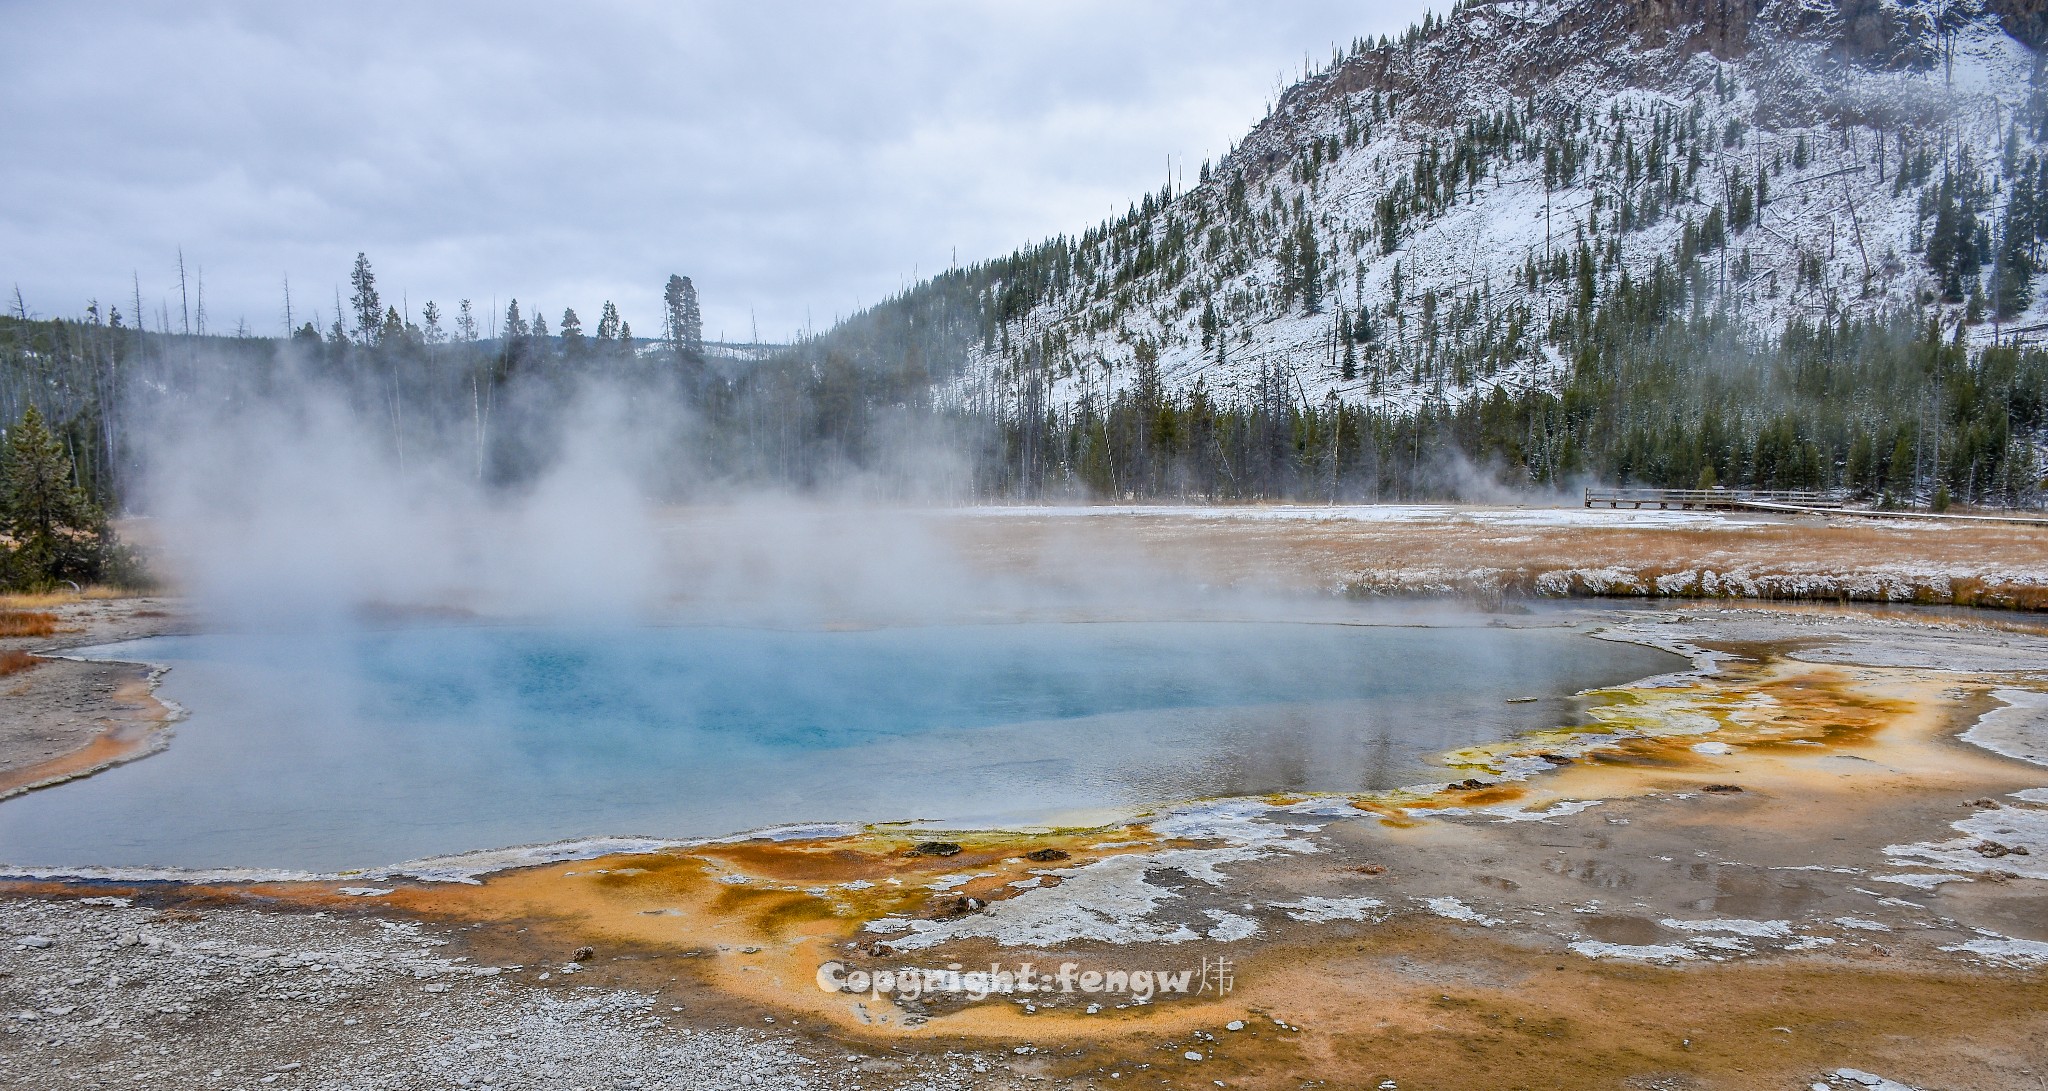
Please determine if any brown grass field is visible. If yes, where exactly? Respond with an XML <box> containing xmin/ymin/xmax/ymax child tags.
<box><xmin>0</xmin><ymin>610</ymin><xmax>58</xmax><ymax>638</ymax></box>
<box><xmin>949</xmin><ymin>508</ymin><xmax>2048</xmax><ymax>609</ymax></box>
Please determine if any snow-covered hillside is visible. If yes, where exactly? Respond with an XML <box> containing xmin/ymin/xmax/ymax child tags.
<box><xmin>942</xmin><ymin>0</ymin><xmax>2048</xmax><ymax>414</ymax></box>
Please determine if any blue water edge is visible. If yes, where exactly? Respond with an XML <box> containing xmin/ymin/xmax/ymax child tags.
<box><xmin>0</xmin><ymin>621</ymin><xmax>1676</xmax><ymax>872</ymax></box>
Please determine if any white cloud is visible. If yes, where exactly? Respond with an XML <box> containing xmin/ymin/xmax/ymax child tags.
<box><xmin>1</xmin><ymin>0</ymin><xmax>1432</xmax><ymax>341</ymax></box>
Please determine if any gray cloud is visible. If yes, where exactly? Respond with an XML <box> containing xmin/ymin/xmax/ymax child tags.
<box><xmin>2</xmin><ymin>1</ymin><xmax>1431</xmax><ymax>341</ymax></box>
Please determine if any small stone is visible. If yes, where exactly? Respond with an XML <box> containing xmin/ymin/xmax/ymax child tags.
<box><xmin>1700</xmin><ymin>784</ymin><xmax>1744</xmax><ymax>794</ymax></box>
<box><xmin>15</xmin><ymin>936</ymin><xmax>53</xmax><ymax>949</ymax></box>
<box><xmin>909</xmin><ymin>841</ymin><xmax>962</xmax><ymax>857</ymax></box>
<box><xmin>1024</xmin><ymin>848</ymin><xmax>1070</xmax><ymax>862</ymax></box>
<box><xmin>1184</xmin><ymin>1051</ymin><xmax>1204</xmax><ymax>1061</ymax></box>
<box><xmin>1226</xmin><ymin>1020</ymin><xmax>1245</xmax><ymax>1031</ymax></box>
<box><xmin>570</xmin><ymin>946</ymin><xmax>596</xmax><ymax>962</ymax></box>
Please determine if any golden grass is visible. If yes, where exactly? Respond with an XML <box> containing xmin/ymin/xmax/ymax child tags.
<box><xmin>0</xmin><ymin>649</ymin><xmax>37</xmax><ymax>676</ymax></box>
<box><xmin>0</xmin><ymin>611</ymin><xmax>58</xmax><ymax>638</ymax></box>
<box><xmin>0</xmin><ymin>586</ymin><xmax>134</xmax><ymax>611</ymax></box>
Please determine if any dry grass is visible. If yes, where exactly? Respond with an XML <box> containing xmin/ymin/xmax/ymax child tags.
<box><xmin>0</xmin><ymin>650</ymin><xmax>38</xmax><ymax>676</ymax></box>
<box><xmin>0</xmin><ymin>611</ymin><xmax>58</xmax><ymax>638</ymax></box>
<box><xmin>0</xmin><ymin>586</ymin><xmax>130</xmax><ymax>610</ymax></box>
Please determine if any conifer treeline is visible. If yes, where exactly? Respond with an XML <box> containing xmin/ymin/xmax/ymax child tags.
<box><xmin>749</xmin><ymin>290</ymin><xmax>2048</xmax><ymax>505</ymax></box>
<box><xmin>4</xmin><ymin>266</ymin><xmax>2046</xmax><ymax>508</ymax></box>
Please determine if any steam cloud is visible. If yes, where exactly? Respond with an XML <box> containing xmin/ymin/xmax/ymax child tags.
<box><xmin>129</xmin><ymin>348</ymin><xmax>1288</xmax><ymax>629</ymax></box>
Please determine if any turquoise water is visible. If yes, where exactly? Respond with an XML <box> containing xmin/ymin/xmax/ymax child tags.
<box><xmin>0</xmin><ymin>621</ymin><xmax>1677</xmax><ymax>872</ymax></box>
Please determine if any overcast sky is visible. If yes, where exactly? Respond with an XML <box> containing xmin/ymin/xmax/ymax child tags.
<box><xmin>4</xmin><ymin>1</ymin><xmax>1433</xmax><ymax>343</ymax></box>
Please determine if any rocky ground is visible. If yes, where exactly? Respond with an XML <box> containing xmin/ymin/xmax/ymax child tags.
<box><xmin>0</xmin><ymin>597</ymin><xmax>186</xmax><ymax>800</ymax></box>
<box><xmin>0</xmin><ymin>896</ymin><xmax>993</xmax><ymax>1090</ymax></box>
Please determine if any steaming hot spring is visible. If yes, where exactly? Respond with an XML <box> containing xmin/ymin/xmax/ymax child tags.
<box><xmin>0</xmin><ymin>617</ymin><xmax>1674</xmax><ymax>872</ymax></box>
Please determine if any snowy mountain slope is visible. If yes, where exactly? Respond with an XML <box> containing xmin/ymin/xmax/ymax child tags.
<box><xmin>941</xmin><ymin>0</ymin><xmax>2048</xmax><ymax>414</ymax></box>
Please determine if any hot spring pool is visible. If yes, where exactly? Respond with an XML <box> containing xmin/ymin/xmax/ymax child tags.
<box><xmin>0</xmin><ymin>620</ymin><xmax>1678</xmax><ymax>872</ymax></box>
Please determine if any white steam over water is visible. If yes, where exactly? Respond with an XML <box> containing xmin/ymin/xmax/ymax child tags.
<box><xmin>141</xmin><ymin>381</ymin><xmax>675</xmax><ymax>623</ymax></box>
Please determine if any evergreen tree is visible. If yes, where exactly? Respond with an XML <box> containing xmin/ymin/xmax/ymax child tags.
<box><xmin>0</xmin><ymin>406</ymin><xmax>121</xmax><ymax>591</ymax></box>
<box><xmin>1297</xmin><ymin>223</ymin><xmax>1323</xmax><ymax>313</ymax></box>
<box><xmin>663</xmin><ymin>275</ymin><xmax>704</xmax><ymax>365</ymax></box>
<box><xmin>1993</xmin><ymin>186</ymin><xmax>2037</xmax><ymax>319</ymax></box>
<box><xmin>349</xmin><ymin>252</ymin><xmax>381</xmax><ymax>344</ymax></box>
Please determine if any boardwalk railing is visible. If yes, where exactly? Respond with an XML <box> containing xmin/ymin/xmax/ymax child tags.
<box><xmin>1583</xmin><ymin>487</ymin><xmax>1845</xmax><ymax>510</ymax></box>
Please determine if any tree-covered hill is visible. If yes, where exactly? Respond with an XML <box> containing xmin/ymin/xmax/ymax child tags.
<box><xmin>745</xmin><ymin>0</ymin><xmax>2048</xmax><ymax>503</ymax></box>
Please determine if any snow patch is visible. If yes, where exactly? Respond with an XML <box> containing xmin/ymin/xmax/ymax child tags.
<box><xmin>1961</xmin><ymin>688</ymin><xmax>2048</xmax><ymax>769</ymax></box>
<box><xmin>1939</xmin><ymin>936</ymin><xmax>2048</xmax><ymax>966</ymax></box>
<box><xmin>1568</xmin><ymin>940</ymin><xmax>1697</xmax><ymax>963</ymax></box>
<box><xmin>1271</xmin><ymin>896</ymin><xmax>1386</xmax><ymax>923</ymax></box>
<box><xmin>1658</xmin><ymin>918</ymin><xmax>1792</xmax><ymax>938</ymax></box>
<box><xmin>1884</xmin><ymin>805</ymin><xmax>2048</xmax><ymax>882</ymax></box>
<box><xmin>1420</xmin><ymin>896</ymin><xmax>1503</xmax><ymax>926</ymax></box>
<box><xmin>1826</xmin><ymin>1069</ymin><xmax>1924</xmax><ymax>1091</ymax></box>
<box><xmin>1203</xmin><ymin>911</ymin><xmax>1261</xmax><ymax>942</ymax></box>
